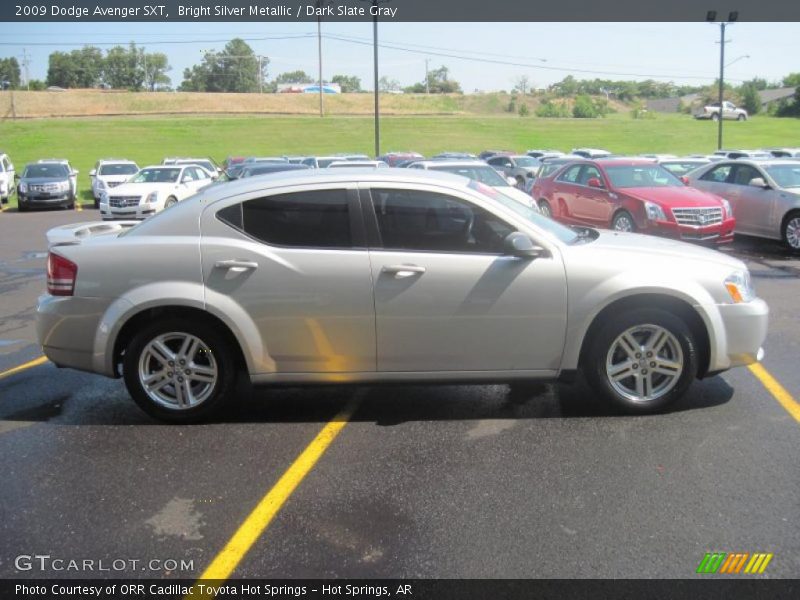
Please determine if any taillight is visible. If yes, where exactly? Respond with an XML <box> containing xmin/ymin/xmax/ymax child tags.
<box><xmin>47</xmin><ymin>252</ymin><xmax>77</xmax><ymax>296</ymax></box>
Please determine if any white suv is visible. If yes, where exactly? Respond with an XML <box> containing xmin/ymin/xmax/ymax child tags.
<box><xmin>89</xmin><ymin>160</ymin><xmax>140</xmax><ymax>207</ymax></box>
<box><xmin>99</xmin><ymin>164</ymin><xmax>214</xmax><ymax>220</ymax></box>
<box><xmin>0</xmin><ymin>153</ymin><xmax>15</xmax><ymax>204</ymax></box>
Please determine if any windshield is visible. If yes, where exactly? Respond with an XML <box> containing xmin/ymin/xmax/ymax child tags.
<box><xmin>99</xmin><ymin>163</ymin><xmax>138</xmax><ymax>176</ymax></box>
<box><xmin>765</xmin><ymin>164</ymin><xmax>800</xmax><ymax>188</ymax></box>
<box><xmin>430</xmin><ymin>164</ymin><xmax>508</xmax><ymax>187</ymax></box>
<box><xmin>130</xmin><ymin>168</ymin><xmax>181</xmax><ymax>183</ymax></box>
<box><xmin>604</xmin><ymin>164</ymin><xmax>682</xmax><ymax>188</ymax></box>
<box><xmin>24</xmin><ymin>164</ymin><xmax>69</xmax><ymax>178</ymax></box>
<box><xmin>468</xmin><ymin>180</ymin><xmax>580</xmax><ymax>244</ymax></box>
<box><xmin>660</xmin><ymin>161</ymin><xmax>707</xmax><ymax>176</ymax></box>
<box><xmin>513</xmin><ymin>156</ymin><xmax>539</xmax><ymax>167</ymax></box>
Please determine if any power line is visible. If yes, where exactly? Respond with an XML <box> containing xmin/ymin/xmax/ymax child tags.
<box><xmin>0</xmin><ymin>34</ymin><xmax>317</xmax><ymax>47</ymax></box>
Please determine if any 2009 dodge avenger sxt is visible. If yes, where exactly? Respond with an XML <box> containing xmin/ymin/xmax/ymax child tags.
<box><xmin>37</xmin><ymin>169</ymin><xmax>768</xmax><ymax>423</ymax></box>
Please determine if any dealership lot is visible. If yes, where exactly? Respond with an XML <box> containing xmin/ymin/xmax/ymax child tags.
<box><xmin>0</xmin><ymin>207</ymin><xmax>798</xmax><ymax>579</ymax></box>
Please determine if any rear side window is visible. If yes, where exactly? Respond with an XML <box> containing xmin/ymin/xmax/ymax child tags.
<box><xmin>218</xmin><ymin>189</ymin><xmax>351</xmax><ymax>248</ymax></box>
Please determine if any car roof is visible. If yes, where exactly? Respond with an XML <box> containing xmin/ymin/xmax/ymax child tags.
<box><xmin>98</xmin><ymin>159</ymin><xmax>137</xmax><ymax>164</ymax></box>
<box><xmin>594</xmin><ymin>158</ymin><xmax>656</xmax><ymax>167</ymax></box>
<box><xmin>200</xmin><ymin>168</ymin><xmax>473</xmax><ymax>203</ymax></box>
<box><xmin>412</xmin><ymin>160</ymin><xmax>493</xmax><ymax>168</ymax></box>
<box><xmin>721</xmin><ymin>159</ymin><xmax>800</xmax><ymax>167</ymax></box>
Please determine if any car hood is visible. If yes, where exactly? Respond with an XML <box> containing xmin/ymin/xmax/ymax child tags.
<box><xmin>621</xmin><ymin>186</ymin><xmax>723</xmax><ymax>207</ymax></box>
<box><xmin>572</xmin><ymin>229</ymin><xmax>743</xmax><ymax>271</ymax></box>
<box><xmin>105</xmin><ymin>182</ymin><xmax>176</xmax><ymax>195</ymax></box>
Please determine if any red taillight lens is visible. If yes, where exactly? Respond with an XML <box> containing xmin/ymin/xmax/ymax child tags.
<box><xmin>47</xmin><ymin>252</ymin><xmax>77</xmax><ymax>296</ymax></box>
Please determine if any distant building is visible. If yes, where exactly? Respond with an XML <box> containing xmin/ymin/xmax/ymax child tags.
<box><xmin>646</xmin><ymin>93</ymin><xmax>699</xmax><ymax>113</ymax></box>
<box><xmin>277</xmin><ymin>82</ymin><xmax>341</xmax><ymax>94</ymax></box>
<box><xmin>758</xmin><ymin>87</ymin><xmax>796</xmax><ymax>109</ymax></box>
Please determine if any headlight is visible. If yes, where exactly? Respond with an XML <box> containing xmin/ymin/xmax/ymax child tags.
<box><xmin>720</xmin><ymin>198</ymin><xmax>731</xmax><ymax>218</ymax></box>
<box><xmin>97</xmin><ymin>179</ymin><xmax>106</xmax><ymax>189</ymax></box>
<box><xmin>19</xmin><ymin>182</ymin><xmax>27</xmax><ymax>193</ymax></box>
<box><xmin>146</xmin><ymin>191</ymin><xmax>158</xmax><ymax>204</ymax></box>
<box><xmin>60</xmin><ymin>181</ymin><xmax>70</xmax><ymax>192</ymax></box>
<box><xmin>644</xmin><ymin>201</ymin><xmax>666</xmax><ymax>221</ymax></box>
<box><xmin>724</xmin><ymin>270</ymin><xmax>755</xmax><ymax>303</ymax></box>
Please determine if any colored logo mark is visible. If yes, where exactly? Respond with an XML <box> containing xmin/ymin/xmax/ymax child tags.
<box><xmin>696</xmin><ymin>552</ymin><xmax>773</xmax><ymax>574</ymax></box>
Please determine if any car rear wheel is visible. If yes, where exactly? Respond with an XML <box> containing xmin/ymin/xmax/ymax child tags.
<box><xmin>584</xmin><ymin>308</ymin><xmax>697</xmax><ymax>414</ymax></box>
<box><xmin>538</xmin><ymin>199</ymin><xmax>552</xmax><ymax>217</ymax></box>
<box><xmin>123</xmin><ymin>319</ymin><xmax>237</xmax><ymax>423</ymax></box>
<box><xmin>612</xmin><ymin>211</ymin><xmax>636</xmax><ymax>232</ymax></box>
<box><xmin>737</xmin><ymin>114</ymin><xmax>746</xmax><ymax>121</ymax></box>
<box><xmin>783</xmin><ymin>211</ymin><xmax>800</xmax><ymax>252</ymax></box>
<box><xmin>711</xmin><ymin>113</ymin><xmax>720</xmax><ymax>122</ymax></box>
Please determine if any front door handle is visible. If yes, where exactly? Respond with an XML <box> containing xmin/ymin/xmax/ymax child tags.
<box><xmin>214</xmin><ymin>259</ymin><xmax>259</xmax><ymax>273</ymax></box>
<box><xmin>382</xmin><ymin>264</ymin><xmax>426</xmax><ymax>278</ymax></box>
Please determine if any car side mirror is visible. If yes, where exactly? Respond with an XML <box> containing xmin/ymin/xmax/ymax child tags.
<box><xmin>89</xmin><ymin>169</ymin><xmax>96</xmax><ymax>176</ymax></box>
<box><xmin>503</xmin><ymin>232</ymin><xmax>547</xmax><ymax>259</ymax></box>
<box><xmin>506</xmin><ymin>176</ymin><xmax>517</xmax><ymax>186</ymax></box>
<box><xmin>680</xmin><ymin>176</ymin><xmax>690</xmax><ymax>185</ymax></box>
<box><xmin>586</xmin><ymin>177</ymin><xmax>603</xmax><ymax>188</ymax></box>
<box><xmin>748</xmin><ymin>177</ymin><xmax>770</xmax><ymax>189</ymax></box>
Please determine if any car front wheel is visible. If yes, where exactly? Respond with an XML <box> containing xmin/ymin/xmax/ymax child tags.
<box><xmin>584</xmin><ymin>308</ymin><xmax>698</xmax><ymax>414</ymax></box>
<box><xmin>783</xmin><ymin>211</ymin><xmax>800</xmax><ymax>252</ymax></box>
<box><xmin>123</xmin><ymin>319</ymin><xmax>237</xmax><ymax>423</ymax></box>
<box><xmin>612</xmin><ymin>210</ymin><xmax>636</xmax><ymax>232</ymax></box>
<box><xmin>538</xmin><ymin>199</ymin><xmax>552</xmax><ymax>217</ymax></box>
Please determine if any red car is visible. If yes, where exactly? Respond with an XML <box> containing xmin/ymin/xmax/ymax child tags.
<box><xmin>531</xmin><ymin>158</ymin><xmax>735</xmax><ymax>244</ymax></box>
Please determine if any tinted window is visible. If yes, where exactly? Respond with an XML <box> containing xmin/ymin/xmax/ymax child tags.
<box><xmin>236</xmin><ymin>190</ymin><xmax>351</xmax><ymax>248</ymax></box>
<box><xmin>700</xmin><ymin>165</ymin><xmax>733</xmax><ymax>183</ymax></box>
<box><xmin>371</xmin><ymin>188</ymin><xmax>515</xmax><ymax>254</ymax></box>
<box><xmin>557</xmin><ymin>165</ymin><xmax>582</xmax><ymax>183</ymax></box>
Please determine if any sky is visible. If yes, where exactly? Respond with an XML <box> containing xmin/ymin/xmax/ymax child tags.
<box><xmin>2</xmin><ymin>21</ymin><xmax>799</xmax><ymax>91</ymax></box>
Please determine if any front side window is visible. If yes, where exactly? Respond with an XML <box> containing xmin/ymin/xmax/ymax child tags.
<box><xmin>731</xmin><ymin>165</ymin><xmax>762</xmax><ymax>186</ymax></box>
<box><xmin>579</xmin><ymin>165</ymin><xmax>605</xmax><ymax>186</ymax></box>
<box><xmin>219</xmin><ymin>189</ymin><xmax>351</xmax><ymax>248</ymax></box>
<box><xmin>557</xmin><ymin>165</ymin><xmax>583</xmax><ymax>184</ymax></box>
<box><xmin>700</xmin><ymin>165</ymin><xmax>733</xmax><ymax>183</ymax></box>
<box><xmin>370</xmin><ymin>188</ymin><xmax>515</xmax><ymax>254</ymax></box>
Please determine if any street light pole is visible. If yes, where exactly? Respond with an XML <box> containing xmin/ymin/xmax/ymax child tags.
<box><xmin>317</xmin><ymin>2</ymin><xmax>323</xmax><ymax>117</ymax></box>
<box><xmin>373</xmin><ymin>9</ymin><xmax>380</xmax><ymax>157</ymax></box>
<box><xmin>717</xmin><ymin>21</ymin><xmax>725</xmax><ymax>150</ymax></box>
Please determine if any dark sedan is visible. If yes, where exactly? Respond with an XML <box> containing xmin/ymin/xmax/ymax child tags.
<box><xmin>16</xmin><ymin>162</ymin><xmax>75</xmax><ymax>211</ymax></box>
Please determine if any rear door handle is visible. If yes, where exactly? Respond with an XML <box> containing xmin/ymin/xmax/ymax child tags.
<box><xmin>214</xmin><ymin>259</ymin><xmax>259</xmax><ymax>273</ymax></box>
<box><xmin>381</xmin><ymin>264</ymin><xmax>426</xmax><ymax>278</ymax></box>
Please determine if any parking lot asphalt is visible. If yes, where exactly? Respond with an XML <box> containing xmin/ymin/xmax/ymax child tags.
<box><xmin>0</xmin><ymin>207</ymin><xmax>798</xmax><ymax>580</ymax></box>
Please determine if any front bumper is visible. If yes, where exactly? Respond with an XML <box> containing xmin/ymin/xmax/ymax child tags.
<box><xmin>643</xmin><ymin>217</ymin><xmax>736</xmax><ymax>245</ymax></box>
<box><xmin>707</xmin><ymin>297</ymin><xmax>769</xmax><ymax>373</ymax></box>
<box><xmin>99</xmin><ymin>201</ymin><xmax>156</xmax><ymax>220</ymax></box>
<box><xmin>18</xmin><ymin>192</ymin><xmax>73</xmax><ymax>208</ymax></box>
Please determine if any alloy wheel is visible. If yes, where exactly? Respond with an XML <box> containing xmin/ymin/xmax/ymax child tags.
<box><xmin>786</xmin><ymin>216</ymin><xmax>800</xmax><ymax>249</ymax></box>
<box><xmin>605</xmin><ymin>324</ymin><xmax>684</xmax><ymax>403</ymax></box>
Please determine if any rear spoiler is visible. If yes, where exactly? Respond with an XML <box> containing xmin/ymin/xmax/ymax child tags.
<box><xmin>46</xmin><ymin>221</ymin><xmax>139</xmax><ymax>248</ymax></box>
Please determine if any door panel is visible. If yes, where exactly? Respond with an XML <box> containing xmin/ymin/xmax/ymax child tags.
<box><xmin>200</xmin><ymin>187</ymin><xmax>376</xmax><ymax>374</ymax></box>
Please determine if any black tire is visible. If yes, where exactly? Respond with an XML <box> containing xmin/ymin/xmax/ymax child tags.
<box><xmin>164</xmin><ymin>196</ymin><xmax>178</xmax><ymax>209</ymax></box>
<box><xmin>737</xmin><ymin>114</ymin><xmax>746</xmax><ymax>122</ymax></box>
<box><xmin>584</xmin><ymin>308</ymin><xmax>698</xmax><ymax>414</ymax></box>
<box><xmin>122</xmin><ymin>318</ymin><xmax>238</xmax><ymax>423</ymax></box>
<box><xmin>782</xmin><ymin>211</ymin><xmax>800</xmax><ymax>252</ymax></box>
<box><xmin>17</xmin><ymin>202</ymin><xmax>28</xmax><ymax>213</ymax></box>
<box><xmin>94</xmin><ymin>198</ymin><xmax>99</xmax><ymax>209</ymax></box>
<box><xmin>538</xmin><ymin>199</ymin><xmax>552</xmax><ymax>217</ymax></box>
<box><xmin>612</xmin><ymin>210</ymin><xmax>636</xmax><ymax>232</ymax></box>
<box><xmin>711</xmin><ymin>112</ymin><xmax>720</xmax><ymax>122</ymax></box>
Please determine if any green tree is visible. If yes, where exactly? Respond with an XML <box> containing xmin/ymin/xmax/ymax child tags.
<box><xmin>104</xmin><ymin>43</ymin><xmax>145</xmax><ymax>90</ymax></box>
<box><xmin>573</xmin><ymin>94</ymin><xmax>598</xmax><ymax>118</ymax></box>
<box><xmin>782</xmin><ymin>73</ymin><xmax>800</xmax><ymax>88</ymax></box>
<box><xmin>143</xmin><ymin>52</ymin><xmax>171</xmax><ymax>91</ymax></box>
<box><xmin>0</xmin><ymin>57</ymin><xmax>21</xmax><ymax>88</ymax></box>
<box><xmin>47</xmin><ymin>46</ymin><xmax>104</xmax><ymax>88</ymax></box>
<box><xmin>180</xmin><ymin>39</ymin><xmax>266</xmax><ymax>93</ymax></box>
<box><xmin>425</xmin><ymin>65</ymin><xmax>461</xmax><ymax>93</ymax></box>
<box><xmin>331</xmin><ymin>74</ymin><xmax>361</xmax><ymax>93</ymax></box>
<box><xmin>740</xmin><ymin>82</ymin><xmax>761</xmax><ymax>115</ymax></box>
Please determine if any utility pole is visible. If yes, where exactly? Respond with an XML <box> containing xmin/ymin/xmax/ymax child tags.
<box><xmin>707</xmin><ymin>10</ymin><xmax>738</xmax><ymax>150</ymax></box>
<box><xmin>373</xmin><ymin>5</ymin><xmax>380</xmax><ymax>156</ymax></box>
<box><xmin>317</xmin><ymin>1</ymin><xmax>323</xmax><ymax>117</ymax></box>
<box><xmin>425</xmin><ymin>58</ymin><xmax>430</xmax><ymax>94</ymax></box>
<box><xmin>19</xmin><ymin>48</ymin><xmax>30</xmax><ymax>90</ymax></box>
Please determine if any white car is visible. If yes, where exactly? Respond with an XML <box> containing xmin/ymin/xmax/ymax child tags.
<box><xmin>38</xmin><ymin>159</ymin><xmax>78</xmax><ymax>198</ymax></box>
<box><xmin>89</xmin><ymin>160</ymin><xmax>140</xmax><ymax>207</ymax></box>
<box><xmin>409</xmin><ymin>160</ymin><xmax>539</xmax><ymax>210</ymax></box>
<box><xmin>162</xmin><ymin>157</ymin><xmax>222</xmax><ymax>179</ymax></box>
<box><xmin>695</xmin><ymin>101</ymin><xmax>748</xmax><ymax>121</ymax></box>
<box><xmin>99</xmin><ymin>164</ymin><xmax>214</xmax><ymax>220</ymax></box>
<box><xmin>326</xmin><ymin>160</ymin><xmax>388</xmax><ymax>168</ymax></box>
<box><xmin>570</xmin><ymin>148</ymin><xmax>613</xmax><ymax>159</ymax></box>
<box><xmin>0</xmin><ymin>152</ymin><xmax>15</xmax><ymax>204</ymax></box>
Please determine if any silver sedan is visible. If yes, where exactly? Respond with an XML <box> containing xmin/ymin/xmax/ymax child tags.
<box><xmin>37</xmin><ymin>169</ymin><xmax>768</xmax><ymax>423</ymax></box>
<box><xmin>687</xmin><ymin>159</ymin><xmax>800</xmax><ymax>251</ymax></box>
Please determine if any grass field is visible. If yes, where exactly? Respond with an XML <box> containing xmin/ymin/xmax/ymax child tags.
<box><xmin>2</xmin><ymin>112</ymin><xmax>799</xmax><ymax>209</ymax></box>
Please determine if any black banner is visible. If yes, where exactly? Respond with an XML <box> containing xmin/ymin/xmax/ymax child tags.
<box><xmin>1</xmin><ymin>579</ymin><xmax>798</xmax><ymax>600</ymax></box>
<box><xmin>2</xmin><ymin>0</ymin><xmax>800</xmax><ymax>22</ymax></box>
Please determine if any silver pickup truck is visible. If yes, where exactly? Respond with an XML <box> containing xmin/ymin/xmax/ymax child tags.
<box><xmin>695</xmin><ymin>101</ymin><xmax>748</xmax><ymax>121</ymax></box>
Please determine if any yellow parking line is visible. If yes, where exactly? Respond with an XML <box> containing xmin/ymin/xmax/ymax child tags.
<box><xmin>189</xmin><ymin>397</ymin><xmax>361</xmax><ymax>594</ymax></box>
<box><xmin>0</xmin><ymin>356</ymin><xmax>49</xmax><ymax>382</ymax></box>
<box><xmin>75</xmin><ymin>203</ymin><xmax>83</xmax><ymax>212</ymax></box>
<box><xmin>749</xmin><ymin>363</ymin><xmax>800</xmax><ymax>424</ymax></box>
